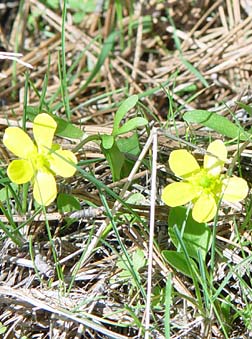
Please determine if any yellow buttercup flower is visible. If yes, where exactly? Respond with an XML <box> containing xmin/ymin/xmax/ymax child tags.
<box><xmin>162</xmin><ymin>140</ymin><xmax>249</xmax><ymax>223</ymax></box>
<box><xmin>3</xmin><ymin>113</ymin><xmax>77</xmax><ymax>206</ymax></box>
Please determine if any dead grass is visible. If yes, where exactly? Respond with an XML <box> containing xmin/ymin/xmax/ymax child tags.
<box><xmin>1</xmin><ymin>0</ymin><xmax>252</xmax><ymax>338</ymax></box>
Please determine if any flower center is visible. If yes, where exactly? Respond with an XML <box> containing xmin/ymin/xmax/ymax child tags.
<box><xmin>199</xmin><ymin>175</ymin><xmax>213</xmax><ymax>188</ymax></box>
<box><xmin>196</xmin><ymin>169</ymin><xmax>222</xmax><ymax>195</ymax></box>
<box><xmin>29</xmin><ymin>150</ymin><xmax>50</xmax><ymax>172</ymax></box>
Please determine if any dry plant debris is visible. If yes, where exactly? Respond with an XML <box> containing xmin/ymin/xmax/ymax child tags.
<box><xmin>0</xmin><ymin>0</ymin><xmax>252</xmax><ymax>338</ymax></box>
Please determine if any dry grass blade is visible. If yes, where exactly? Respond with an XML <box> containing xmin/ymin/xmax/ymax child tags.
<box><xmin>0</xmin><ymin>51</ymin><xmax>32</xmax><ymax>78</ymax></box>
<box><xmin>1</xmin><ymin>1</ymin><xmax>252</xmax><ymax>338</ymax></box>
<box><xmin>0</xmin><ymin>286</ymin><xmax>129</xmax><ymax>339</ymax></box>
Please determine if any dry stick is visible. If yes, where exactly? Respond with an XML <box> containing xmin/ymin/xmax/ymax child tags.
<box><xmin>219</xmin><ymin>6</ymin><xmax>229</xmax><ymax>33</ymax></box>
<box><xmin>193</xmin><ymin>15</ymin><xmax>252</xmax><ymax>67</ymax></box>
<box><xmin>104</xmin><ymin>0</ymin><xmax>115</xmax><ymax>38</ymax></box>
<box><xmin>227</xmin><ymin>0</ymin><xmax>234</xmax><ymax>28</ymax></box>
<box><xmin>181</xmin><ymin>0</ymin><xmax>223</xmax><ymax>50</ymax></box>
<box><xmin>144</xmin><ymin>128</ymin><xmax>157</xmax><ymax>339</ymax></box>
<box><xmin>129</xmin><ymin>2</ymin><xmax>143</xmax><ymax>95</ymax></box>
<box><xmin>0</xmin><ymin>212</ymin><xmax>61</xmax><ymax>223</ymax></box>
<box><xmin>233</xmin><ymin>0</ymin><xmax>241</xmax><ymax>25</ymax></box>
<box><xmin>0</xmin><ymin>53</ymin><xmax>32</xmax><ymax>79</ymax></box>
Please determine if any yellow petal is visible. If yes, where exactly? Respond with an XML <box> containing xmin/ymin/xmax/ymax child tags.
<box><xmin>33</xmin><ymin>170</ymin><xmax>57</xmax><ymax>206</ymax></box>
<box><xmin>204</xmin><ymin>140</ymin><xmax>227</xmax><ymax>176</ymax></box>
<box><xmin>192</xmin><ymin>194</ymin><xmax>217</xmax><ymax>223</ymax></box>
<box><xmin>169</xmin><ymin>150</ymin><xmax>200</xmax><ymax>178</ymax></box>
<box><xmin>3</xmin><ymin>127</ymin><xmax>35</xmax><ymax>158</ymax></box>
<box><xmin>33</xmin><ymin>113</ymin><xmax>57</xmax><ymax>152</ymax></box>
<box><xmin>50</xmin><ymin>149</ymin><xmax>77</xmax><ymax>177</ymax></box>
<box><xmin>222</xmin><ymin>176</ymin><xmax>249</xmax><ymax>202</ymax></box>
<box><xmin>7</xmin><ymin>159</ymin><xmax>34</xmax><ymax>184</ymax></box>
<box><xmin>162</xmin><ymin>182</ymin><xmax>198</xmax><ymax>207</ymax></box>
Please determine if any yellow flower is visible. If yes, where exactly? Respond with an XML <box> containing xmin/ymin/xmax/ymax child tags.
<box><xmin>162</xmin><ymin>140</ymin><xmax>249</xmax><ymax>223</ymax></box>
<box><xmin>3</xmin><ymin>113</ymin><xmax>77</xmax><ymax>206</ymax></box>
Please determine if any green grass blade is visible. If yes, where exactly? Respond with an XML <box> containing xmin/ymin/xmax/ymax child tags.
<box><xmin>180</xmin><ymin>56</ymin><xmax>209</xmax><ymax>87</ymax></box>
<box><xmin>75</xmin><ymin>30</ymin><xmax>119</xmax><ymax>96</ymax></box>
<box><xmin>60</xmin><ymin>0</ymin><xmax>71</xmax><ymax>119</ymax></box>
<box><xmin>164</xmin><ymin>273</ymin><xmax>172</xmax><ymax>339</ymax></box>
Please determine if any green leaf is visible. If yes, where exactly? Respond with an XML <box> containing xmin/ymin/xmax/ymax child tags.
<box><xmin>152</xmin><ymin>286</ymin><xmax>165</xmax><ymax>308</ymax></box>
<box><xmin>183</xmin><ymin>110</ymin><xmax>249</xmax><ymax>140</ymax></box>
<box><xmin>236</xmin><ymin>101</ymin><xmax>252</xmax><ymax>116</ymax></box>
<box><xmin>54</xmin><ymin>115</ymin><xmax>84</xmax><ymax>139</ymax></box>
<box><xmin>101</xmin><ymin>134</ymin><xmax>141</xmax><ymax>181</ymax></box>
<box><xmin>132</xmin><ymin>249</ymin><xmax>146</xmax><ymax>272</ymax></box>
<box><xmin>168</xmin><ymin>206</ymin><xmax>212</xmax><ymax>261</ymax></box>
<box><xmin>0</xmin><ymin>327</ymin><xmax>7</xmax><ymax>335</ymax></box>
<box><xmin>102</xmin><ymin>141</ymin><xmax>125</xmax><ymax>181</ymax></box>
<box><xmin>46</xmin><ymin>0</ymin><xmax>59</xmax><ymax>9</ymax></box>
<box><xmin>162</xmin><ymin>250</ymin><xmax>195</xmax><ymax>278</ymax></box>
<box><xmin>117</xmin><ymin>133</ymin><xmax>141</xmax><ymax>178</ymax></box>
<box><xmin>126</xmin><ymin>193</ymin><xmax>146</xmax><ymax>204</ymax></box>
<box><xmin>73</xmin><ymin>12</ymin><xmax>85</xmax><ymax>24</ymax></box>
<box><xmin>101</xmin><ymin>134</ymin><xmax>114</xmax><ymax>150</ymax></box>
<box><xmin>117</xmin><ymin>132</ymin><xmax>140</xmax><ymax>155</ymax></box>
<box><xmin>68</xmin><ymin>0</ymin><xmax>80</xmax><ymax>8</ymax></box>
<box><xmin>116</xmin><ymin>249</ymin><xmax>146</xmax><ymax>285</ymax></box>
<box><xmin>57</xmin><ymin>193</ymin><xmax>81</xmax><ymax>213</ymax></box>
<box><xmin>69</xmin><ymin>0</ymin><xmax>96</xmax><ymax>12</ymax></box>
<box><xmin>26</xmin><ymin>105</ymin><xmax>40</xmax><ymax>116</ymax></box>
<box><xmin>0</xmin><ymin>183</ymin><xmax>18</xmax><ymax>202</ymax></box>
<box><xmin>115</xmin><ymin>117</ymin><xmax>148</xmax><ymax>136</ymax></box>
<box><xmin>112</xmin><ymin>95</ymin><xmax>138</xmax><ymax>134</ymax></box>
<box><xmin>0</xmin><ymin>322</ymin><xmax>7</xmax><ymax>334</ymax></box>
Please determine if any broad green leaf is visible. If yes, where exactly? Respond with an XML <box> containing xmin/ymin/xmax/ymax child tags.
<box><xmin>116</xmin><ymin>249</ymin><xmax>146</xmax><ymax>286</ymax></box>
<box><xmin>126</xmin><ymin>193</ymin><xmax>146</xmax><ymax>204</ymax></box>
<box><xmin>112</xmin><ymin>95</ymin><xmax>138</xmax><ymax>134</ymax></box>
<box><xmin>152</xmin><ymin>286</ymin><xmax>165</xmax><ymax>308</ymax></box>
<box><xmin>162</xmin><ymin>250</ymin><xmax>195</xmax><ymax>278</ymax></box>
<box><xmin>117</xmin><ymin>133</ymin><xmax>141</xmax><ymax>178</ymax></box>
<box><xmin>73</xmin><ymin>12</ymin><xmax>85</xmax><ymax>24</ymax></box>
<box><xmin>54</xmin><ymin>116</ymin><xmax>83</xmax><ymax>139</ymax></box>
<box><xmin>69</xmin><ymin>0</ymin><xmax>95</xmax><ymax>11</ymax></box>
<box><xmin>0</xmin><ymin>325</ymin><xmax>7</xmax><ymax>335</ymax></box>
<box><xmin>132</xmin><ymin>249</ymin><xmax>146</xmax><ymax>272</ymax></box>
<box><xmin>168</xmin><ymin>206</ymin><xmax>212</xmax><ymax>261</ymax></box>
<box><xmin>117</xmin><ymin>132</ymin><xmax>140</xmax><ymax>155</ymax></box>
<box><xmin>236</xmin><ymin>101</ymin><xmax>252</xmax><ymax>116</ymax></box>
<box><xmin>57</xmin><ymin>193</ymin><xmax>81</xmax><ymax>213</ymax></box>
<box><xmin>183</xmin><ymin>110</ymin><xmax>249</xmax><ymax>140</ymax></box>
<box><xmin>26</xmin><ymin>105</ymin><xmax>40</xmax><ymax>116</ymax></box>
<box><xmin>116</xmin><ymin>133</ymin><xmax>140</xmax><ymax>156</ymax></box>
<box><xmin>68</xmin><ymin>0</ymin><xmax>80</xmax><ymax>8</ymax></box>
<box><xmin>101</xmin><ymin>134</ymin><xmax>114</xmax><ymax>150</ymax></box>
<box><xmin>115</xmin><ymin>117</ymin><xmax>148</xmax><ymax>136</ymax></box>
<box><xmin>102</xmin><ymin>141</ymin><xmax>125</xmax><ymax>181</ymax></box>
<box><xmin>46</xmin><ymin>0</ymin><xmax>59</xmax><ymax>9</ymax></box>
<box><xmin>0</xmin><ymin>183</ymin><xmax>18</xmax><ymax>202</ymax></box>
